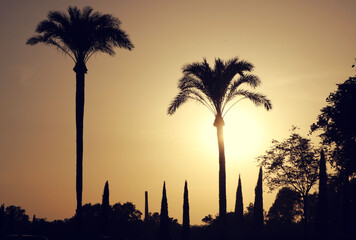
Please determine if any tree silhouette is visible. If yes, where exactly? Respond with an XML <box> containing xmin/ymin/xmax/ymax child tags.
<box><xmin>5</xmin><ymin>205</ymin><xmax>30</xmax><ymax>235</ymax></box>
<box><xmin>145</xmin><ymin>191</ymin><xmax>149</xmax><ymax>222</ymax></box>
<box><xmin>267</xmin><ymin>187</ymin><xmax>302</xmax><ymax>225</ymax></box>
<box><xmin>182</xmin><ymin>181</ymin><xmax>190</xmax><ymax>240</ymax></box>
<box><xmin>257</xmin><ymin>128</ymin><xmax>319</xmax><ymax>234</ymax></box>
<box><xmin>253</xmin><ymin>167</ymin><xmax>263</xmax><ymax>233</ymax></box>
<box><xmin>102</xmin><ymin>180</ymin><xmax>110</xmax><ymax>235</ymax></box>
<box><xmin>234</xmin><ymin>174</ymin><xmax>243</xmax><ymax>234</ymax></box>
<box><xmin>26</xmin><ymin>6</ymin><xmax>134</xmax><ymax>230</ymax></box>
<box><xmin>311</xmin><ymin>76</ymin><xmax>356</xmax><ymax>235</ymax></box>
<box><xmin>311</xmin><ymin>77</ymin><xmax>356</xmax><ymax>178</ymax></box>
<box><xmin>159</xmin><ymin>182</ymin><xmax>170</xmax><ymax>240</ymax></box>
<box><xmin>168</xmin><ymin>57</ymin><xmax>272</xmax><ymax>218</ymax></box>
<box><xmin>201</xmin><ymin>215</ymin><xmax>213</xmax><ymax>225</ymax></box>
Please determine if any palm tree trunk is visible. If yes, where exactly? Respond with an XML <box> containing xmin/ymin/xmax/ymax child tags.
<box><xmin>215</xmin><ymin>116</ymin><xmax>226</xmax><ymax>218</ymax></box>
<box><xmin>74</xmin><ymin>60</ymin><xmax>87</xmax><ymax>233</ymax></box>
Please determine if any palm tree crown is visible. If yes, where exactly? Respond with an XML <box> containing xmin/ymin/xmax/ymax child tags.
<box><xmin>168</xmin><ymin>57</ymin><xmax>272</xmax><ymax>121</ymax></box>
<box><xmin>27</xmin><ymin>6</ymin><xmax>134</xmax><ymax>71</ymax></box>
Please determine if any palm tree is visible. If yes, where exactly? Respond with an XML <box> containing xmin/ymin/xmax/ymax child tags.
<box><xmin>26</xmin><ymin>6</ymin><xmax>134</xmax><ymax>226</ymax></box>
<box><xmin>168</xmin><ymin>57</ymin><xmax>271</xmax><ymax>218</ymax></box>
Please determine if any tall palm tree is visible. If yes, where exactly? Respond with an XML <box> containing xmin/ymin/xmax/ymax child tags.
<box><xmin>168</xmin><ymin>57</ymin><xmax>272</xmax><ymax>218</ymax></box>
<box><xmin>26</xmin><ymin>6</ymin><xmax>134</xmax><ymax>226</ymax></box>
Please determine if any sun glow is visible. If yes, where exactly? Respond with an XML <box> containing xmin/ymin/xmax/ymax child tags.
<box><xmin>200</xmin><ymin>109</ymin><xmax>265</xmax><ymax>161</ymax></box>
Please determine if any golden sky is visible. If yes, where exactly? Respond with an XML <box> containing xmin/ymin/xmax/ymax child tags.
<box><xmin>0</xmin><ymin>0</ymin><xmax>355</xmax><ymax>225</ymax></box>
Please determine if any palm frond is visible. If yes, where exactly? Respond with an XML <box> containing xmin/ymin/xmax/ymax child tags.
<box><xmin>239</xmin><ymin>90</ymin><xmax>272</xmax><ymax>111</ymax></box>
<box><xmin>27</xmin><ymin>6</ymin><xmax>134</xmax><ymax>63</ymax></box>
<box><xmin>168</xmin><ymin>89</ymin><xmax>216</xmax><ymax>115</ymax></box>
<box><xmin>223</xmin><ymin>74</ymin><xmax>261</xmax><ymax>106</ymax></box>
<box><xmin>47</xmin><ymin>39</ymin><xmax>76</xmax><ymax>61</ymax></box>
<box><xmin>178</xmin><ymin>75</ymin><xmax>206</xmax><ymax>93</ymax></box>
<box><xmin>168</xmin><ymin>57</ymin><xmax>272</xmax><ymax>118</ymax></box>
<box><xmin>48</xmin><ymin>10</ymin><xmax>69</xmax><ymax>27</ymax></box>
<box><xmin>82</xmin><ymin>6</ymin><xmax>94</xmax><ymax>20</ymax></box>
<box><xmin>68</xmin><ymin>6</ymin><xmax>80</xmax><ymax>22</ymax></box>
<box><xmin>168</xmin><ymin>91</ymin><xmax>188</xmax><ymax>115</ymax></box>
<box><xmin>26</xmin><ymin>35</ymin><xmax>44</xmax><ymax>45</ymax></box>
<box><xmin>185</xmin><ymin>89</ymin><xmax>216</xmax><ymax>114</ymax></box>
<box><xmin>224</xmin><ymin>89</ymin><xmax>272</xmax><ymax>116</ymax></box>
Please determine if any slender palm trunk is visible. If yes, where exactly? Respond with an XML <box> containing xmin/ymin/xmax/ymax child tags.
<box><xmin>74</xmin><ymin>61</ymin><xmax>87</xmax><ymax>232</ymax></box>
<box><xmin>215</xmin><ymin>114</ymin><xmax>226</xmax><ymax>218</ymax></box>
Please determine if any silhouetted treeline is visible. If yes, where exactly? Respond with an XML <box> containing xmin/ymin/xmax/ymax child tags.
<box><xmin>1</xmin><ymin>176</ymin><xmax>356</xmax><ymax>240</ymax></box>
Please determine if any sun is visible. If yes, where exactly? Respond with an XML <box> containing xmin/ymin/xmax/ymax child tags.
<box><xmin>200</xmin><ymin>109</ymin><xmax>265</xmax><ymax>161</ymax></box>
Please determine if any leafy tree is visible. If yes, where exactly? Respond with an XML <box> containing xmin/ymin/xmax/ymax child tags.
<box><xmin>182</xmin><ymin>181</ymin><xmax>190</xmax><ymax>240</ymax></box>
<box><xmin>234</xmin><ymin>175</ymin><xmax>243</xmax><ymax>233</ymax></box>
<box><xmin>253</xmin><ymin>167</ymin><xmax>263</xmax><ymax>233</ymax></box>
<box><xmin>5</xmin><ymin>205</ymin><xmax>30</xmax><ymax>234</ymax></box>
<box><xmin>243</xmin><ymin>203</ymin><xmax>254</xmax><ymax>232</ymax></box>
<box><xmin>257</xmin><ymin>128</ymin><xmax>319</xmax><ymax>233</ymax></box>
<box><xmin>159</xmin><ymin>182</ymin><xmax>170</xmax><ymax>240</ymax></box>
<box><xmin>150</xmin><ymin>212</ymin><xmax>161</xmax><ymax>225</ymax></box>
<box><xmin>111</xmin><ymin>202</ymin><xmax>142</xmax><ymax>223</ymax></box>
<box><xmin>202</xmin><ymin>215</ymin><xmax>213</xmax><ymax>225</ymax></box>
<box><xmin>81</xmin><ymin>203</ymin><xmax>102</xmax><ymax>234</ymax></box>
<box><xmin>267</xmin><ymin>187</ymin><xmax>302</xmax><ymax>224</ymax></box>
<box><xmin>168</xmin><ymin>57</ymin><xmax>272</xmax><ymax>218</ymax></box>
<box><xmin>111</xmin><ymin>202</ymin><xmax>142</xmax><ymax>238</ymax></box>
<box><xmin>311</xmin><ymin>77</ymin><xmax>356</xmax><ymax>178</ymax></box>
<box><xmin>311</xmin><ymin>76</ymin><xmax>356</xmax><ymax>234</ymax></box>
<box><xmin>26</xmin><ymin>6</ymin><xmax>134</xmax><ymax>227</ymax></box>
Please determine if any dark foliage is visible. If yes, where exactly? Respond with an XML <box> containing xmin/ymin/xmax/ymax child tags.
<box><xmin>311</xmin><ymin>76</ymin><xmax>356</xmax><ymax>235</ymax></box>
<box><xmin>315</xmin><ymin>149</ymin><xmax>328</xmax><ymax>233</ymax></box>
<box><xmin>101</xmin><ymin>181</ymin><xmax>109</xmax><ymax>235</ymax></box>
<box><xmin>182</xmin><ymin>181</ymin><xmax>190</xmax><ymax>240</ymax></box>
<box><xmin>0</xmin><ymin>205</ymin><xmax>30</xmax><ymax>235</ymax></box>
<box><xmin>160</xmin><ymin>182</ymin><xmax>170</xmax><ymax>240</ymax></box>
<box><xmin>311</xmin><ymin>77</ymin><xmax>356</xmax><ymax>177</ymax></box>
<box><xmin>235</xmin><ymin>174</ymin><xmax>244</xmax><ymax>234</ymax></box>
<box><xmin>267</xmin><ymin>187</ymin><xmax>303</xmax><ymax>225</ymax></box>
<box><xmin>202</xmin><ymin>215</ymin><xmax>213</xmax><ymax>225</ymax></box>
<box><xmin>253</xmin><ymin>167</ymin><xmax>263</xmax><ymax>233</ymax></box>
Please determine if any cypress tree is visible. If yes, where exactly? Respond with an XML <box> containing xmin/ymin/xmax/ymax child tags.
<box><xmin>159</xmin><ymin>181</ymin><xmax>170</xmax><ymax>240</ymax></box>
<box><xmin>145</xmin><ymin>191</ymin><xmax>149</xmax><ymax>222</ymax></box>
<box><xmin>316</xmin><ymin>149</ymin><xmax>328</xmax><ymax>233</ymax></box>
<box><xmin>182</xmin><ymin>180</ymin><xmax>190</xmax><ymax>240</ymax></box>
<box><xmin>253</xmin><ymin>167</ymin><xmax>263</xmax><ymax>233</ymax></box>
<box><xmin>235</xmin><ymin>174</ymin><xmax>243</xmax><ymax>234</ymax></box>
<box><xmin>102</xmin><ymin>180</ymin><xmax>109</xmax><ymax>235</ymax></box>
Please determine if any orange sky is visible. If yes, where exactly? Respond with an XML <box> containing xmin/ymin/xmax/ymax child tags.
<box><xmin>0</xmin><ymin>0</ymin><xmax>355</xmax><ymax>225</ymax></box>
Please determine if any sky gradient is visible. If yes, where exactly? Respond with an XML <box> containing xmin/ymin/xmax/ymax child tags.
<box><xmin>0</xmin><ymin>0</ymin><xmax>355</xmax><ymax>225</ymax></box>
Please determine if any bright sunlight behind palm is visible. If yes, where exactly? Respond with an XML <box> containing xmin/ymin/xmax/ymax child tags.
<box><xmin>168</xmin><ymin>57</ymin><xmax>272</xmax><ymax>218</ymax></box>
